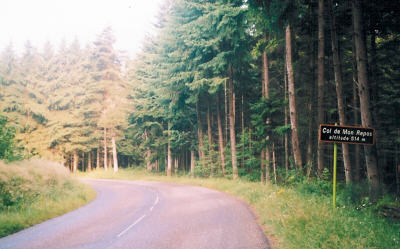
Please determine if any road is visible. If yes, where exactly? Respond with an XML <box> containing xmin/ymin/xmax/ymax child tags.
<box><xmin>0</xmin><ymin>179</ymin><xmax>270</xmax><ymax>249</ymax></box>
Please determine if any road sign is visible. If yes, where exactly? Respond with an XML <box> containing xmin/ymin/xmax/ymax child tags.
<box><xmin>319</xmin><ymin>124</ymin><xmax>374</xmax><ymax>145</ymax></box>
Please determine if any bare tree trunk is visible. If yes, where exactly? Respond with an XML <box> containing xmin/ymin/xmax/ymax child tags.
<box><xmin>88</xmin><ymin>151</ymin><xmax>92</xmax><ymax>171</ymax></box>
<box><xmin>286</xmin><ymin>24</ymin><xmax>303</xmax><ymax>170</ymax></box>
<box><xmin>207</xmin><ymin>101</ymin><xmax>214</xmax><ymax>174</ymax></box>
<box><xmin>190</xmin><ymin>150</ymin><xmax>195</xmax><ymax>177</ymax></box>
<box><xmin>233</xmin><ymin>92</ymin><xmax>236</xmax><ymax>124</ymax></box>
<box><xmin>144</xmin><ymin>129</ymin><xmax>152</xmax><ymax>171</ymax></box>
<box><xmin>103</xmin><ymin>126</ymin><xmax>108</xmax><ymax>171</ymax></box>
<box><xmin>352</xmin><ymin>0</ymin><xmax>380</xmax><ymax>197</ymax></box>
<box><xmin>96</xmin><ymin>148</ymin><xmax>100</xmax><ymax>169</ymax></box>
<box><xmin>111</xmin><ymin>127</ymin><xmax>118</xmax><ymax>172</ymax></box>
<box><xmin>228</xmin><ymin>63</ymin><xmax>238</xmax><ymax>179</ymax></box>
<box><xmin>69</xmin><ymin>154</ymin><xmax>72</xmax><ymax>172</ymax></box>
<box><xmin>284</xmin><ymin>64</ymin><xmax>289</xmax><ymax>175</ymax></box>
<box><xmin>196</xmin><ymin>101</ymin><xmax>205</xmax><ymax>168</ymax></box>
<box><xmin>108</xmin><ymin>154</ymin><xmax>112</xmax><ymax>169</ymax></box>
<box><xmin>165</xmin><ymin>146</ymin><xmax>168</xmax><ymax>174</ymax></box>
<box><xmin>369</xmin><ymin>32</ymin><xmax>382</xmax><ymax>184</ymax></box>
<box><xmin>216</xmin><ymin>94</ymin><xmax>226</xmax><ymax>176</ymax></box>
<box><xmin>329</xmin><ymin>0</ymin><xmax>352</xmax><ymax>183</ymax></box>
<box><xmin>260</xmin><ymin>149</ymin><xmax>265</xmax><ymax>183</ymax></box>
<box><xmin>263</xmin><ymin>47</ymin><xmax>271</xmax><ymax>183</ymax></box>
<box><xmin>73</xmin><ymin>151</ymin><xmax>78</xmax><ymax>173</ymax></box>
<box><xmin>167</xmin><ymin>121</ymin><xmax>172</xmax><ymax>177</ymax></box>
<box><xmin>307</xmin><ymin>4</ymin><xmax>316</xmax><ymax>178</ymax></box>
<box><xmin>224</xmin><ymin>81</ymin><xmax>228</xmax><ymax>145</ymax></box>
<box><xmin>241</xmin><ymin>94</ymin><xmax>245</xmax><ymax>169</ymax></box>
<box><xmin>352</xmin><ymin>41</ymin><xmax>361</xmax><ymax>182</ymax></box>
<box><xmin>174</xmin><ymin>157</ymin><xmax>178</xmax><ymax>176</ymax></box>
<box><xmin>81</xmin><ymin>152</ymin><xmax>85</xmax><ymax>172</ymax></box>
<box><xmin>317</xmin><ymin>0</ymin><xmax>325</xmax><ymax>177</ymax></box>
<box><xmin>207</xmin><ymin>102</ymin><xmax>213</xmax><ymax>147</ymax></box>
<box><xmin>272</xmin><ymin>143</ymin><xmax>277</xmax><ymax>183</ymax></box>
<box><xmin>184</xmin><ymin>152</ymin><xmax>187</xmax><ymax>172</ymax></box>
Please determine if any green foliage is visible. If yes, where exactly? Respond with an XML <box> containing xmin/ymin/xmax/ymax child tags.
<box><xmin>0</xmin><ymin>115</ymin><xmax>20</xmax><ymax>161</ymax></box>
<box><xmin>250</xmin><ymin>95</ymin><xmax>286</xmax><ymax>151</ymax></box>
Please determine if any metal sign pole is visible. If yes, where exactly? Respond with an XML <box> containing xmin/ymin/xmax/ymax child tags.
<box><xmin>333</xmin><ymin>141</ymin><xmax>337</xmax><ymax>209</ymax></box>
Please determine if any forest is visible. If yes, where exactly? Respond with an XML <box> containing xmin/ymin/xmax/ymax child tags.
<box><xmin>0</xmin><ymin>0</ymin><xmax>399</xmax><ymax>199</ymax></box>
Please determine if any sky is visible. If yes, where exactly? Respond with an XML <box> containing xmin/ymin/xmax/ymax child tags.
<box><xmin>0</xmin><ymin>0</ymin><xmax>165</xmax><ymax>57</ymax></box>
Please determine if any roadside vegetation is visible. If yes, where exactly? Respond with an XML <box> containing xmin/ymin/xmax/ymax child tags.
<box><xmin>79</xmin><ymin>168</ymin><xmax>399</xmax><ymax>249</ymax></box>
<box><xmin>0</xmin><ymin>160</ymin><xmax>96</xmax><ymax>237</ymax></box>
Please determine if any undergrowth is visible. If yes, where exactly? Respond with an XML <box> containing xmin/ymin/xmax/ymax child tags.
<box><xmin>0</xmin><ymin>160</ymin><xmax>96</xmax><ymax>237</ymax></box>
<box><xmin>79</xmin><ymin>168</ymin><xmax>400</xmax><ymax>249</ymax></box>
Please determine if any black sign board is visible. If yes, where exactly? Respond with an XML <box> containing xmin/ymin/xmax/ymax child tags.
<box><xmin>319</xmin><ymin>124</ymin><xmax>374</xmax><ymax>145</ymax></box>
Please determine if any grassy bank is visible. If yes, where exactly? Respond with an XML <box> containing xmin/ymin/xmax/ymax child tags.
<box><xmin>79</xmin><ymin>168</ymin><xmax>399</xmax><ymax>249</ymax></box>
<box><xmin>0</xmin><ymin>160</ymin><xmax>96</xmax><ymax>237</ymax></box>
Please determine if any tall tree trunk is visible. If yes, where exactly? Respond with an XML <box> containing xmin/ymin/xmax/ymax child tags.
<box><xmin>286</xmin><ymin>24</ymin><xmax>303</xmax><ymax>170</ymax></box>
<box><xmin>165</xmin><ymin>146</ymin><xmax>168</xmax><ymax>174</ymax></box>
<box><xmin>69</xmin><ymin>154</ymin><xmax>72</xmax><ymax>172</ymax></box>
<box><xmin>272</xmin><ymin>143</ymin><xmax>277</xmax><ymax>183</ymax></box>
<box><xmin>260</xmin><ymin>149</ymin><xmax>265</xmax><ymax>183</ymax></box>
<box><xmin>207</xmin><ymin>101</ymin><xmax>214</xmax><ymax>174</ymax></box>
<box><xmin>96</xmin><ymin>148</ymin><xmax>100</xmax><ymax>169</ymax></box>
<box><xmin>369</xmin><ymin>32</ymin><xmax>382</xmax><ymax>183</ymax></box>
<box><xmin>224</xmin><ymin>81</ymin><xmax>228</xmax><ymax>145</ymax></box>
<box><xmin>241</xmin><ymin>94</ymin><xmax>245</xmax><ymax>169</ymax></box>
<box><xmin>263</xmin><ymin>46</ymin><xmax>271</xmax><ymax>183</ymax></box>
<box><xmin>81</xmin><ymin>152</ymin><xmax>85</xmax><ymax>172</ymax></box>
<box><xmin>307</xmin><ymin>3</ymin><xmax>316</xmax><ymax>178</ymax></box>
<box><xmin>144</xmin><ymin>129</ymin><xmax>152</xmax><ymax>171</ymax></box>
<box><xmin>317</xmin><ymin>0</ymin><xmax>325</xmax><ymax>177</ymax></box>
<box><xmin>329</xmin><ymin>0</ymin><xmax>352</xmax><ymax>183</ymax></box>
<box><xmin>352</xmin><ymin>0</ymin><xmax>380</xmax><ymax>197</ymax></box>
<box><xmin>352</xmin><ymin>41</ymin><xmax>361</xmax><ymax>182</ymax></box>
<box><xmin>73</xmin><ymin>151</ymin><xmax>78</xmax><ymax>173</ymax></box>
<box><xmin>88</xmin><ymin>151</ymin><xmax>92</xmax><ymax>171</ymax></box>
<box><xmin>103</xmin><ymin>126</ymin><xmax>108</xmax><ymax>171</ymax></box>
<box><xmin>284</xmin><ymin>63</ymin><xmax>289</xmax><ymax>175</ymax></box>
<box><xmin>196</xmin><ymin>101</ymin><xmax>205</xmax><ymax>168</ymax></box>
<box><xmin>167</xmin><ymin>121</ymin><xmax>172</xmax><ymax>177</ymax></box>
<box><xmin>233</xmin><ymin>92</ymin><xmax>236</xmax><ymax>124</ymax></box>
<box><xmin>228</xmin><ymin>63</ymin><xmax>238</xmax><ymax>179</ymax></box>
<box><xmin>207</xmin><ymin>102</ymin><xmax>213</xmax><ymax>147</ymax></box>
<box><xmin>265</xmin><ymin>148</ymin><xmax>271</xmax><ymax>182</ymax></box>
<box><xmin>111</xmin><ymin>127</ymin><xmax>118</xmax><ymax>172</ymax></box>
<box><xmin>216</xmin><ymin>94</ymin><xmax>226</xmax><ymax>176</ymax></box>
<box><xmin>175</xmin><ymin>157</ymin><xmax>179</xmax><ymax>175</ymax></box>
<box><xmin>181</xmin><ymin>152</ymin><xmax>186</xmax><ymax>172</ymax></box>
<box><xmin>190</xmin><ymin>150</ymin><xmax>195</xmax><ymax>178</ymax></box>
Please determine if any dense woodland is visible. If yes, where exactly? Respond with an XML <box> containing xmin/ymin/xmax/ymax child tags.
<box><xmin>0</xmin><ymin>0</ymin><xmax>399</xmax><ymax>197</ymax></box>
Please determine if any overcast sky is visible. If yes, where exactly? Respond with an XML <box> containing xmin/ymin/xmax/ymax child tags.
<box><xmin>0</xmin><ymin>0</ymin><xmax>165</xmax><ymax>57</ymax></box>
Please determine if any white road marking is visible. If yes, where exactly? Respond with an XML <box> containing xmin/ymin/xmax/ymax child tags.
<box><xmin>149</xmin><ymin>195</ymin><xmax>159</xmax><ymax>212</ymax></box>
<box><xmin>117</xmin><ymin>214</ymin><xmax>146</xmax><ymax>238</ymax></box>
<box><xmin>117</xmin><ymin>194</ymin><xmax>159</xmax><ymax>238</ymax></box>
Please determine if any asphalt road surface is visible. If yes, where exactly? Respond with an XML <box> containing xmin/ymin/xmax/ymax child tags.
<box><xmin>0</xmin><ymin>179</ymin><xmax>270</xmax><ymax>249</ymax></box>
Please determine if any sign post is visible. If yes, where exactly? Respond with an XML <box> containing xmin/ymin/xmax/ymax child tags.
<box><xmin>319</xmin><ymin>124</ymin><xmax>375</xmax><ymax>208</ymax></box>
<box><xmin>332</xmin><ymin>125</ymin><xmax>337</xmax><ymax>209</ymax></box>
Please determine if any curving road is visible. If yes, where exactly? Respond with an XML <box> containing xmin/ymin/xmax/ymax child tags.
<box><xmin>0</xmin><ymin>179</ymin><xmax>270</xmax><ymax>249</ymax></box>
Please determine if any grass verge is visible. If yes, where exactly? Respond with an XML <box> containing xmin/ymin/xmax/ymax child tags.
<box><xmin>79</xmin><ymin>168</ymin><xmax>399</xmax><ymax>249</ymax></box>
<box><xmin>0</xmin><ymin>160</ymin><xmax>96</xmax><ymax>237</ymax></box>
